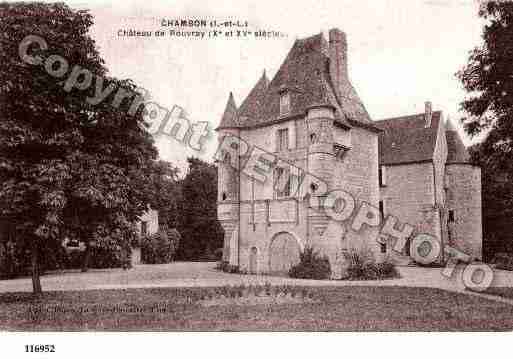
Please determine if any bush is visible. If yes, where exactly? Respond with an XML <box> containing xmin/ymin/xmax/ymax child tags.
<box><xmin>342</xmin><ymin>248</ymin><xmax>399</xmax><ymax>280</ymax></box>
<box><xmin>494</xmin><ymin>252</ymin><xmax>513</xmax><ymax>271</ymax></box>
<box><xmin>216</xmin><ymin>260</ymin><xmax>240</xmax><ymax>273</ymax></box>
<box><xmin>289</xmin><ymin>246</ymin><xmax>331</xmax><ymax>280</ymax></box>
<box><xmin>141</xmin><ymin>229</ymin><xmax>179</xmax><ymax>264</ymax></box>
<box><xmin>0</xmin><ymin>239</ymin><xmax>31</xmax><ymax>279</ymax></box>
<box><xmin>62</xmin><ymin>245</ymin><xmax>126</xmax><ymax>269</ymax></box>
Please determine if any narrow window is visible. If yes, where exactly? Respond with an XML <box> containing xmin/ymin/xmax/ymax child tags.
<box><xmin>448</xmin><ymin>210</ymin><xmax>455</xmax><ymax>223</ymax></box>
<box><xmin>380</xmin><ymin>241</ymin><xmax>387</xmax><ymax>254</ymax></box>
<box><xmin>221</xmin><ymin>192</ymin><xmax>227</xmax><ymax>201</ymax></box>
<box><xmin>379</xmin><ymin>166</ymin><xmax>386</xmax><ymax>187</ymax></box>
<box><xmin>277</xmin><ymin>128</ymin><xmax>289</xmax><ymax>151</ymax></box>
<box><xmin>141</xmin><ymin>221</ymin><xmax>148</xmax><ymax>236</ymax></box>
<box><xmin>379</xmin><ymin>200</ymin><xmax>385</xmax><ymax>220</ymax></box>
<box><xmin>280</xmin><ymin>92</ymin><xmax>290</xmax><ymax>115</ymax></box>
<box><xmin>274</xmin><ymin>167</ymin><xmax>291</xmax><ymax>198</ymax></box>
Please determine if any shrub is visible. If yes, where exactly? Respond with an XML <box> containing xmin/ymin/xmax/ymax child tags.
<box><xmin>216</xmin><ymin>260</ymin><xmax>240</xmax><ymax>273</ymax></box>
<box><xmin>62</xmin><ymin>244</ymin><xmax>126</xmax><ymax>269</ymax></box>
<box><xmin>342</xmin><ymin>248</ymin><xmax>399</xmax><ymax>280</ymax></box>
<box><xmin>494</xmin><ymin>252</ymin><xmax>513</xmax><ymax>271</ymax></box>
<box><xmin>91</xmin><ymin>245</ymin><xmax>127</xmax><ymax>269</ymax></box>
<box><xmin>141</xmin><ymin>229</ymin><xmax>179</xmax><ymax>264</ymax></box>
<box><xmin>289</xmin><ymin>246</ymin><xmax>331</xmax><ymax>280</ymax></box>
<box><xmin>166</xmin><ymin>228</ymin><xmax>181</xmax><ymax>256</ymax></box>
<box><xmin>0</xmin><ymin>239</ymin><xmax>31</xmax><ymax>279</ymax></box>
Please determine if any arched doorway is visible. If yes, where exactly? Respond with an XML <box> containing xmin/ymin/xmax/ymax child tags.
<box><xmin>269</xmin><ymin>232</ymin><xmax>301</xmax><ymax>275</ymax></box>
<box><xmin>249</xmin><ymin>247</ymin><xmax>258</xmax><ymax>274</ymax></box>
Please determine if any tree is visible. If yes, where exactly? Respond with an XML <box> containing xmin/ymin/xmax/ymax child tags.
<box><xmin>0</xmin><ymin>3</ymin><xmax>158</xmax><ymax>294</ymax></box>
<box><xmin>458</xmin><ymin>1</ymin><xmax>513</xmax><ymax>259</ymax></box>
<box><xmin>469</xmin><ymin>142</ymin><xmax>513</xmax><ymax>260</ymax></box>
<box><xmin>176</xmin><ymin>158</ymin><xmax>223</xmax><ymax>260</ymax></box>
<box><xmin>149</xmin><ymin>160</ymin><xmax>181</xmax><ymax>230</ymax></box>
<box><xmin>458</xmin><ymin>1</ymin><xmax>513</xmax><ymax>141</ymax></box>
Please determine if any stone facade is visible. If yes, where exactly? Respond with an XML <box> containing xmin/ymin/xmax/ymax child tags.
<box><xmin>377</xmin><ymin>105</ymin><xmax>482</xmax><ymax>262</ymax></box>
<box><xmin>217</xmin><ymin>28</ymin><xmax>482</xmax><ymax>276</ymax></box>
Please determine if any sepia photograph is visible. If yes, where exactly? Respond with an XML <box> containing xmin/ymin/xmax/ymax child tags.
<box><xmin>1</xmin><ymin>0</ymin><xmax>513</xmax><ymax>355</ymax></box>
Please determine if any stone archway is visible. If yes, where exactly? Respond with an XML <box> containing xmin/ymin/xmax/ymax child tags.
<box><xmin>269</xmin><ymin>232</ymin><xmax>302</xmax><ymax>275</ymax></box>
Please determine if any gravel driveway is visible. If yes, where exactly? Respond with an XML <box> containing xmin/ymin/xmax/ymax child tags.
<box><xmin>1</xmin><ymin>261</ymin><xmax>513</xmax><ymax>295</ymax></box>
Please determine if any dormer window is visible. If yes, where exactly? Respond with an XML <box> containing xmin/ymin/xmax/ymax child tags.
<box><xmin>280</xmin><ymin>92</ymin><xmax>290</xmax><ymax>115</ymax></box>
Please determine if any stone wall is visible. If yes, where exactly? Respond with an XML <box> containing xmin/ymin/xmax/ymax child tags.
<box><xmin>379</xmin><ymin>162</ymin><xmax>441</xmax><ymax>262</ymax></box>
<box><xmin>331</xmin><ymin>126</ymin><xmax>380</xmax><ymax>259</ymax></box>
<box><xmin>445</xmin><ymin>164</ymin><xmax>482</xmax><ymax>259</ymax></box>
<box><xmin>235</xmin><ymin>117</ymin><xmax>308</xmax><ymax>272</ymax></box>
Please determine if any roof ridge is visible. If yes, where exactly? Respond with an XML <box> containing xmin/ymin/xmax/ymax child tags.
<box><xmin>375</xmin><ymin>110</ymin><xmax>442</xmax><ymax>123</ymax></box>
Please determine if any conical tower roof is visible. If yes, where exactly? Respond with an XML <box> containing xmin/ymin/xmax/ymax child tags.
<box><xmin>217</xmin><ymin>92</ymin><xmax>238</xmax><ymax>129</ymax></box>
<box><xmin>445</xmin><ymin>119</ymin><xmax>471</xmax><ymax>164</ymax></box>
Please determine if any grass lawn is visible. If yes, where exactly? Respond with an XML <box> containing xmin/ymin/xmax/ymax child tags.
<box><xmin>1</xmin><ymin>286</ymin><xmax>513</xmax><ymax>331</ymax></box>
<box><xmin>485</xmin><ymin>287</ymin><xmax>513</xmax><ymax>300</ymax></box>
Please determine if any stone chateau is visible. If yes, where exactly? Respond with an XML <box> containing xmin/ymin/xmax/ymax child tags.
<box><xmin>216</xmin><ymin>28</ymin><xmax>482</xmax><ymax>275</ymax></box>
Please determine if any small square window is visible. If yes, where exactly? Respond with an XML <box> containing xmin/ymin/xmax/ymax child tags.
<box><xmin>280</xmin><ymin>92</ymin><xmax>290</xmax><ymax>115</ymax></box>
<box><xmin>334</xmin><ymin>144</ymin><xmax>349</xmax><ymax>161</ymax></box>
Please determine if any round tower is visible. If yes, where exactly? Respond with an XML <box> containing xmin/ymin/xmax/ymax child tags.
<box><xmin>306</xmin><ymin>105</ymin><xmax>336</xmax><ymax>191</ymax></box>
<box><xmin>216</xmin><ymin>93</ymin><xmax>241</xmax><ymax>266</ymax></box>
<box><xmin>444</xmin><ymin>121</ymin><xmax>482</xmax><ymax>260</ymax></box>
<box><xmin>305</xmin><ymin>104</ymin><xmax>336</xmax><ymax>261</ymax></box>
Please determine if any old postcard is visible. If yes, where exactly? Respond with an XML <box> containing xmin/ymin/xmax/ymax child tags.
<box><xmin>1</xmin><ymin>0</ymin><xmax>513</xmax><ymax>357</ymax></box>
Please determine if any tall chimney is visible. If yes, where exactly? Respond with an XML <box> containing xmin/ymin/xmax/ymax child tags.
<box><xmin>328</xmin><ymin>28</ymin><xmax>348</xmax><ymax>95</ymax></box>
<box><xmin>424</xmin><ymin>101</ymin><xmax>432</xmax><ymax>128</ymax></box>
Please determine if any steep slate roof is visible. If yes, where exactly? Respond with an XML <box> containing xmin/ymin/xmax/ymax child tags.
<box><xmin>218</xmin><ymin>92</ymin><xmax>239</xmax><ymax>128</ymax></box>
<box><xmin>217</xmin><ymin>32</ymin><xmax>375</xmax><ymax>130</ymax></box>
<box><xmin>445</xmin><ymin>121</ymin><xmax>471</xmax><ymax>164</ymax></box>
<box><xmin>374</xmin><ymin>112</ymin><xmax>442</xmax><ymax>165</ymax></box>
<box><xmin>219</xmin><ymin>92</ymin><xmax>238</xmax><ymax>128</ymax></box>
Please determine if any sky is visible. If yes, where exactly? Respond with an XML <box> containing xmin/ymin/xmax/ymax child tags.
<box><xmin>61</xmin><ymin>0</ymin><xmax>484</xmax><ymax>171</ymax></box>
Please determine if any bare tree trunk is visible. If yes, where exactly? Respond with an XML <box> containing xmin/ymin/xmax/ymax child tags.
<box><xmin>31</xmin><ymin>242</ymin><xmax>42</xmax><ymax>295</ymax></box>
<box><xmin>81</xmin><ymin>241</ymin><xmax>90</xmax><ymax>272</ymax></box>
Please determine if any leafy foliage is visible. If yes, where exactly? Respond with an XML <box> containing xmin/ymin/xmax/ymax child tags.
<box><xmin>176</xmin><ymin>158</ymin><xmax>224</xmax><ymax>260</ymax></box>
<box><xmin>149</xmin><ymin>161</ymin><xmax>181</xmax><ymax>230</ymax></box>
<box><xmin>457</xmin><ymin>1</ymin><xmax>513</xmax><ymax>139</ymax></box>
<box><xmin>0</xmin><ymin>3</ymin><xmax>158</xmax><ymax>292</ymax></box>
<box><xmin>457</xmin><ymin>2</ymin><xmax>513</xmax><ymax>260</ymax></box>
<box><xmin>141</xmin><ymin>228</ymin><xmax>180</xmax><ymax>264</ymax></box>
<box><xmin>288</xmin><ymin>246</ymin><xmax>331</xmax><ymax>280</ymax></box>
<box><xmin>215</xmin><ymin>261</ymin><xmax>240</xmax><ymax>274</ymax></box>
<box><xmin>469</xmin><ymin>144</ymin><xmax>513</xmax><ymax>259</ymax></box>
<box><xmin>342</xmin><ymin>248</ymin><xmax>399</xmax><ymax>280</ymax></box>
<box><xmin>493</xmin><ymin>252</ymin><xmax>513</xmax><ymax>271</ymax></box>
